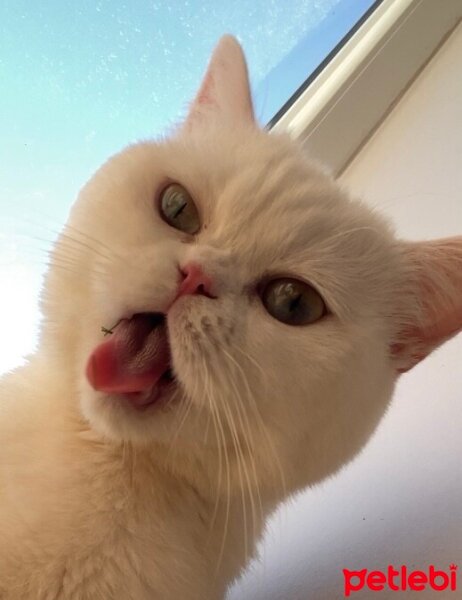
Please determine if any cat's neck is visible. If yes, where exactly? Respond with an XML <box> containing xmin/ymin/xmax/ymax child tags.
<box><xmin>3</xmin><ymin>352</ymin><xmax>280</xmax><ymax>512</ymax></box>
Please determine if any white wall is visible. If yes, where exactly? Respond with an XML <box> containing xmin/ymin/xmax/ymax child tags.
<box><xmin>229</xmin><ymin>22</ymin><xmax>462</xmax><ymax>600</ymax></box>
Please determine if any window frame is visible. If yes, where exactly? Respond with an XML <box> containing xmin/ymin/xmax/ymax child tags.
<box><xmin>271</xmin><ymin>0</ymin><xmax>462</xmax><ymax>176</ymax></box>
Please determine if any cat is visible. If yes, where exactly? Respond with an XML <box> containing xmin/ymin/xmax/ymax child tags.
<box><xmin>0</xmin><ymin>34</ymin><xmax>461</xmax><ymax>600</ymax></box>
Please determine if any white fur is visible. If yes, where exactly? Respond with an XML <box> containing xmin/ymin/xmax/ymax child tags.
<box><xmin>1</xmin><ymin>36</ymin><xmax>460</xmax><ymax>599</ymax></box>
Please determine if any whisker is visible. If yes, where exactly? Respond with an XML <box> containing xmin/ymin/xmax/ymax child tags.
<box><xmin>166</xmin><ymin>391</ymin><xmax>194</xmax><ymax>463</ymax></box>
<box><xmin>63</xmin><ymin>221</ymin><xmax>123</xmax><ymax>259</ymax></box>
<box><xmin>220</xmin><ymin>349</ymin><xmax>261</xmax><ymax>554</ymax></box>
<box><xmin>202</xmin><ymin>358</ymin><xmax>225</xmax><ymax>547</ymax></box>
<box><xmin>209</xmin><ymin>373</ymin><xmax>232</xmax><ymax>579</ymax></box>
<box><xmin>57</xmin><ymin>231</ymin><xmax>116</xmax><ymax>263</ymax></box>
<box><xmin>224</xmin><ymin>355</ymin><xmax>262</xmax><ymax>527</ymax></box>
<box><xmin>2</xmin><ymin>212</ymin><xmax>119</xmax><ymax>259</ymax></box>
<box><xmin>211</xmin><ymin>355</ymin><xmax>252</xmax><ymax>567</ymax></box>
<box><xmin>232</xmin><ymin>345</ymin><xmax>287</xmax><ymax>500</ymax></box>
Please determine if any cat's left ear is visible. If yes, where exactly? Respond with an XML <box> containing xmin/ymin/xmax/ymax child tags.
<box><xmin>184</xmin><ymin>35</ymin><xmax>255</xmax><ymax>129</ymax></box>
<box><xmin>392</xmin><ymin>236</ymin><xmax>462</xmax><ymax>373</ymax></box>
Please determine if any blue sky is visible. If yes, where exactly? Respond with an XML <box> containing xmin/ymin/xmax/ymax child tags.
<box><xmin>0</xmin><ymin>0</ymin><xmax>376</xmax><ymax>373</ymax></box>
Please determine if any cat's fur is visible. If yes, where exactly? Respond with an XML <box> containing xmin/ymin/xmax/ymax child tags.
<box><xmin>0</xmin><ymin>36</ymin><xmax>461</xmax><ymax>600</ymax></box>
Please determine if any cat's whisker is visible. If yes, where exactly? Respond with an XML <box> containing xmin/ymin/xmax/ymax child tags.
<box><xmin>10</xmin><ymin>230</ymin><xmax>118</xmax><ymax>279</ymax></box>
<box><xmin>58</xmin><ymin>231</ymin><xmax>117</xmax><ymax>264</ymax></box>
<box><xmin>48</xmin><ymin>252</ymin><xmax>106</xmax><ymax>273</ymax></box>
<box><xmin>165</xmin><ymin>391</ymin><xmax>194</xmax><ymax>463</ymax></box>
<box><xmin>231</xmin><ymin>345</ymin><xmax>288</xmax><ymax>500</ymax></box>
<box><xmin>200</xmin><ymin>356</ymin><xmax>214</xmax><ymax>447</ymax></box>
<box><xmin>7</xmin><ymin>212</ymin><xmax>119</xmax><ymax>261</ymax></box>
<box><xmin>22</xmin><ymin>232</ymin><xmax>113</xmax><ymax>266</ymax></box>
<box><xmin>47</xmin><ymin>259</ymin><xmax>106</xmax><ymax>281</ymax></box>
<box><xmin>231</xmin><ymin>380</ymin><xmax>263</xmax><ymax>539</ymax></box>
<box><xmin>236</xmin><ymin>354</ymin><xmax>287</xmax><ymax>500</ymax></box>
<box><xmin>230</xmin><ymin>395</ymin><xmax>264</xmax><ymax>553</ymax></box>
<box><xmin>200</xmin><ymin>358</ymin><xmax>226</xmax><ymax>546</ymax></box>
<box><xmin>221</xmin><ymin>348</ymin><xmax>264</xmax><ymax>541</ymax></box>
<box><xmin>187</xmin><ymin>358</ymin><xmax>213</xmax><ymax>442</ymax></box>
<box><xmin>6</xmin><ymin>241</ymin><xmax>108</xmax><ymax>281</ymax></box>
<box><xmin>202</xmin><ymin>401</ymin><xmax>212</xmax><ymax>445</ymax></box>
<box><xmin>0</xmin><ymin>243</ymin><xmax>69</xmax><ymax>265</ymax></box>
<box><xmin>209</xmin><ymin>376</ymin><xmax>232</xmax><ymax>579</ymax></box>
<box><xmin>164</xmin><ymin>398</ymin><xmax>187</xmax><ymax>468</ymax></box>
<box><xmin>207</xmin><ymin>408</ymin><xmax>224</xmax><ymax>542</ymax></box>
<box><xmin>213</xmin><ymin>360</ymin><xmax>252</xmax><ymax>568</ymax></box>
<box><xmin>166</xmin><ymin>358</ymin><xmax>211</xmax><ymax>467</ymax></box>
<box><xmin>232</xmin><ymin>345</ymin><xmax>268</xmax><ymax>386</ymax></box>
<box><xmin>49</xmin><ymin>244</ymin><xmax>101</xmax><ymax>266</ymax></box>
<box><xmin>19</xmin><ymin>248</ymin><xmax>84</xmax><ymax>272</ymax></box>
<box><xmin>63</xmin><ymin>221</ymin><xmax>123</xmax><ymax>260</ymax></box>
<box><xmin>38</xmin><ymin>262</ymin><xmax>87</xmax><ymax>280</ymax></box>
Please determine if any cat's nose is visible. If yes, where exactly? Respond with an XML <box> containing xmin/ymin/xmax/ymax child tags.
<box><xmin>177</xmin><ymin>262</ymin><xmax>216</xmax><ymax>299</ymax></box>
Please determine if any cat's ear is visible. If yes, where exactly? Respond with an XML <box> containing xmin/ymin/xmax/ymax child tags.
<box><xmin>184</xmin><ymin>35</ymin><xmax>255</xmax><ymax>130</ymax></box>
<box><xmin>392</xmin><ymin>237</ymin><xmax>462</xmax><ymax>373</ymax></box>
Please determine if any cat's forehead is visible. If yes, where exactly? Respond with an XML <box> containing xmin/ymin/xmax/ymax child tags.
<box><xmin>168</xmin><ymin>130</ymin><xmax>366</xmax><ymax>263</ymax></box>
<box><xmin>166</xmin><ymin>130</ymin><xmax>343</xmax><ymax>242</ymax></box>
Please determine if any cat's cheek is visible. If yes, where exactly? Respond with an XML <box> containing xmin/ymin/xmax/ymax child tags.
<box><xmin>90</xmin><ymin>240</ymin><xmax>182</xmax><ymax>321</ymax></box>
<box><xmin>166</xmin><ymin>301</ymin><xmax>211</xmax><ymax>393</ymax></box>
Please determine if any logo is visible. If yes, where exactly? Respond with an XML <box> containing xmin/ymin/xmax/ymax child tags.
<box><xmin>343</xmin><ymin>564</ymin><xmax>458</xmax><ymax>596</ymax></box>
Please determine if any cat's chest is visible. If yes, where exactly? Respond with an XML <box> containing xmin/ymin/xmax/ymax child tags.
<box><xmin>1</xmin><ymin>452</ymin><xmax>216</xmax><ymax>599</ymax></box>
<box><xmin>3</xmin><ymin>525</ymin><xmax>212</xmax><ymax>600</ymax></box>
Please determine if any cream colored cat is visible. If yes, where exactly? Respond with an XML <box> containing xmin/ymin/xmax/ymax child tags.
<box><xmin>0</xmin><ymin>36</ymin><xmax>461</xmax><ymax>600</ymax></box>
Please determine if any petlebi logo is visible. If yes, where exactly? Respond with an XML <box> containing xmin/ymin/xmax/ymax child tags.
<box><xmin>343</xmin><ymin>564</ymin><xmax>458</xmax><ymax>596</ymax></box>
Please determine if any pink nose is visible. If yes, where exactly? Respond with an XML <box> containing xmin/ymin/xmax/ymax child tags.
<box><xmin>177</xmin><ymin>262</ymin><xmax>215</xmax><ymax>299</ymax></box>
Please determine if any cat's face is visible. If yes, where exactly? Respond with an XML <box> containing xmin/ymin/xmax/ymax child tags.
<box><xmin>41</xmin><ymin>37</ymin><xmax>461</xmax><ymax>493</ymax></box>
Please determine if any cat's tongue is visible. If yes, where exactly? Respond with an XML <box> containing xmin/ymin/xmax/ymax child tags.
<box><xmin>86</xmin><ymin>314</ymin><xmax>170</xmax><ymax>394</ymax></box>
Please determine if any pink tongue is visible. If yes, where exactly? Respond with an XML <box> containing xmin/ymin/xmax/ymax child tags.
<box><xmin>86</xmin><ymin>314</ymin><xmax>171</xmax><ymax>394</ymax></box>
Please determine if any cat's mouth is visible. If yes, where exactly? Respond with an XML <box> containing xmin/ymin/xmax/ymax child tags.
<box><xmin>86</xmin><ymin>313</ymin><xmax>177</xmax><ymax>410</ymax></box>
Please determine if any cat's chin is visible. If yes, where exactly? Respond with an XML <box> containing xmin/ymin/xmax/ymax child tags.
<box><xmin>116</xmin><ymin>372</ymin><xmax>178</xmax><ymax>412</ymax></box>
<box><xmin>79</xmin><ymin>382</ymin><xmax>185</xmax><ymax>445</ymax></box>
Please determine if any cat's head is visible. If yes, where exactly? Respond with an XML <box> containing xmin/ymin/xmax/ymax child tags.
<box><xmin>41</xmin><ymin>36</ymin><xmax>462</xmax><ymax>494</ymax></box>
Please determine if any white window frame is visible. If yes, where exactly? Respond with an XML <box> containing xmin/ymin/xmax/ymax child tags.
<box><xmin>272</xmin><ymin>0</ymin><xmax>461</xmax><ymax>177</ymax></box>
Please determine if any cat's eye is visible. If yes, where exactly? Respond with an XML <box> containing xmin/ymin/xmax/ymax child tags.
<box><xmin>261</xmin><ymin>278</ymin><xmax>326</xmax><ymax>326</ymax></box>
<box><xmin>159</xmin><ymin>183</ymin><xmax>200</xmax><ymax>235</ymax></box>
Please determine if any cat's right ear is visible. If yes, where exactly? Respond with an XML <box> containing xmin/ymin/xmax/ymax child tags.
<box><xmin>183</xmin><ymin>35</ymin><xmax>256</xmax><ymax>130</ymax></box>
<box><xmin>391</xmin><ymin>236</ymin><xmax>462</xmax><ymax>373</ymax></box>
